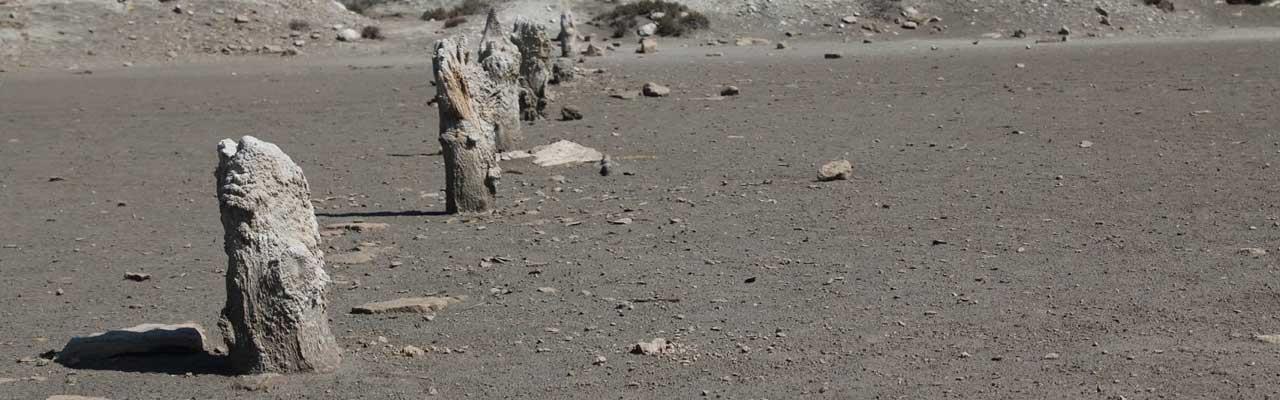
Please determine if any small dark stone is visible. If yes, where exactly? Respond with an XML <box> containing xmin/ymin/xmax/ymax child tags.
<box><xmin>561</xmin><ymin>106</ymin><xmax>584</xmax><ymax>121</ymax></box>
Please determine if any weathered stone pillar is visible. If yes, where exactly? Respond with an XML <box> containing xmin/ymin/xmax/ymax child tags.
<box><xmin>215</xmin><ymin>136</ymin><xmax>341</xmax><ymax>374</ymax></box>
<box><xmin>477</xmin><ymin>9</ymin><xmax>523</xmax><ymax>152</ymax></box>
<box><xmin>511</xmin><ymin>18</ymin><xmax>551</xmax><ymax>121</ymax></box>
<box><xmin>558</xmin><ymin>11</ymin><xmax>578</xmax><ymax>57</ymax></box>
<box><xmin>434</xmin><ymin>38</ymin><xmax>502</xmax><ymax>214</ymax></box>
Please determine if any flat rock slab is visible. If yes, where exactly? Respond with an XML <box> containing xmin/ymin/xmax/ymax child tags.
<box><xmin>529</xmin><ymin>140</ymin><xmax>603</xmax><ymax>167</ymax></box>
<box><xmin>56</xmin><ymin>323</ymin><xmax>205</xmax><ymax>365</ymax></box>
<box><xmin>327</xmin><ymin>245</ymin><xmax>394</xmax><ymax>265</ymax></box>
<box><xmin>350</xmin><ymin>296</ymin><xmax>466</xmax><ymax>314</ymax></box>
<box><xmin>323</xmin><ymin>222</ymin><xmax>390</xmax><ymax>232</ymax></box>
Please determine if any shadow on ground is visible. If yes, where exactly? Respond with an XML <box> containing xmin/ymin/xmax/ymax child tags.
<box><xmin>317</xmin><ymin>210</ymin><xmax>449</xmax><ymax>218</ymax></box>
<box><xmin>59</xmin><ymin>353</ymin><xmax>235</xmax><ymax>376</ymax></box>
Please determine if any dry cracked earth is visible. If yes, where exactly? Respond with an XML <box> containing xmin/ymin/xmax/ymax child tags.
<box><xmin>2</xmin><ymin>31</ymin><xmax>1280</xmax><ymax>399</ymax></box>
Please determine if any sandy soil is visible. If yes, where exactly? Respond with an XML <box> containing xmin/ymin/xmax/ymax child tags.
<box><xmin>2</xmin><ymin>30</ymin><xmax>1280</xmax><ymax>398</ymax></box>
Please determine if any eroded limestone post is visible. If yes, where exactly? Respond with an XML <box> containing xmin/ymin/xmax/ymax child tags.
<box><xmin>215</xmin><ymin>136</ymin><xmax>341</xmax><ymax>374</ymax></box>
<box><xmin>558</xmin><ymin>11</ymin><xmax>578</xmax><ymax>57</ymax></box>
<box><xmin>480</xmin><ymin>8</ymin><xmax>503</xmax><ymax>46</ymax></box>
<box><xmin>511</xmin><ymin>18</ymin><xmax>551</xmax><ymax>121</ymax></box>
<box><xmin>434</xmin><ymin>37</ymin><xmax>501</xmax><ymax>214</ymax></box>
<box><xmin>477</xmin><ymin>10</ymin><xmax>523</xmax><ymax>152</ymax></box>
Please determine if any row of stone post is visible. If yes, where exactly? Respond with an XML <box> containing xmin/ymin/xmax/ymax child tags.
<box><xmin>207</xmin><ymin>8</ymin><xmax>580</xmax><ymax>376</ymax></box>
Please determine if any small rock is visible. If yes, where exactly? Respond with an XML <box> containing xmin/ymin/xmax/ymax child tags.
<box><xmin>401</xmin><ymin>345</ymin><xmax>426</xmax><ymax>357</ymax></box>
<box><xmin>1255</xmin><ymin>334</ymin><xmax>1280</xmax><ymax>344</ymax></box>
<box><xmin>327</xmin><ymin>244</ymin><xmax>393</xmax><ymax>265</ymax></box>
<box><xmin>901</xmin><ymin>21</ymin><xmax>918</xmax><ymax>29</ymax></box>
<box><xmin>584</xmin><ymin>43</ymin><xmax>604</xmax><ymax>57</ymax></box>
<box><xmin>233</xmin><ymin>15</ymin><xmax>250</xmax><ymax>24</ymax></box>
<box><xmin>631</xmin><ymin>338</ymin><xmax>672</xmax><ymax>355</ymax></box>
<box><xmin>324</xmin><ymin>222</ymin><xmax>390</xmax><ymax>233</ymax></box>
<box><xmin>236</xmin><ymin>373</ymin><xmax>281</xmax><ymax>392</ymax></box>
<box><xmin>637</xmin><ymin>38</ymin><xmax>657</xmax><ymax>54</ymax></box>
<box><xmin>1012</xmin><ymin>29</ymin><xmax>1028</xmax><ymax>38</ymax></box>
<box><xmin>350</xmin><ymin>296</ymin><xmax>466</xmax><ymax>314</ymax></box>
<box><xmin>824</xmin><ymin>53</ymin><xmax>843</xmax><ymax>59</ymax></box>
<box><xmin>817</xmin><ymin>160</ymin><xmax>853</xmax><ymax>181</ymax></box>
<box><xmin>1240</xmin><ymin>248</ymin><xmax>1268</xmax><ymax>257</ymax></box>
<box><xmin>593</xmin><ymin>355</ymin><xmax>607</xmax><ymax>365</ymax></box>
<box><xmin>537</xmin><ymin>287</ymin><xmax>558</xmax><ymax>293</ymax></box>
<box><xmin>337</xmin><ymin>28</ymin><xmax>360</xmax><ymax>42</ymax></box>
<box><xmin>720</xmin><ymin>86</ymin><xmax>740</xmax><ymax>96</ymax></box>
<box><xmin>775</xmin><ymin>42</ymin><xmax>788</xmax><ymax>49</ymax></box>
<box><xmin>1079</xmin><ymin>140</ymin><xmax>1094</xmax><ymax>148</ymax></box>
<box><xmin>1015</xmin><ymin>63</ymin><xmax>1026</xmax><ymax>68</ymax></box>
<box><xmin>841</xmin><ymin>16</ymin><xmax>858</xmax><ymax>24</ymax></box>
<box><xmin>123</xmin><ymin>272</ymin><xmax>151</xmax><ymax>282</ymax></box>
<box><xmin>1043</xmin><ymin>352</ymin><xmax>1061</xmax><ymax>360</ymax></box>
<box><xmin>610</xmin><ymin>217</ymin><xmax>633</xmax><ymax>225</ymax></box>
<box><xmin>561</xmin><ymin>106</ymin><xmax>584</xmax><ymax>121</ymax></box>
<box><xmin>599</xmin><ymin>154</ymin><xmax>614</xmax><ymax>176</ymax></box>
<box><xmin>642</xmin><ymin>82</ymin><xmax>671</xmax><ymax>97</ymax></box>
<box><xmin>735</xmin><ymin>37</ymin><xmax>770</xmax><ymax>46</ymax></box>
<box><xmin>636</xmin><ymin>23</ymin><xmax>657</xmax><ymax>37</ymax></box>
<box><xmin>1058</xmin><ymin>26</ymin><xmax>1071</xmax><ymax>35</ymax></box>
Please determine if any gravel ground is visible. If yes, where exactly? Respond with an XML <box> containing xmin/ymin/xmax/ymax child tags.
<box><xmin>2</xmin><ymin>30</ymin><xmax>1280</xmax><ymax>398</ymax></box>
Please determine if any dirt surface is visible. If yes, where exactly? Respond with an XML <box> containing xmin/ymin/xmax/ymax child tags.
<box><xmin>3</xmin><ymin>31</ymin><xmax>1280</xmax><ymax>398</ymax></box>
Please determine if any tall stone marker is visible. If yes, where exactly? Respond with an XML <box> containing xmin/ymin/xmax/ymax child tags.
<box><xmin>215</xmin><ymin>136</ymin><xmax>341</xmax><ymax>374</ymax></box>
<box><xmin>511</xmin><ymin>18</ymin><xmax>551</xmax><ymax>121</ymax></box>
<box><xmin>558</xmin><ymin>11</ymin><xmax>578</xmax><ymax>57</ymax></box>
<box><xmin>434</xmin><ymin>38</ymin><xmax>502</xmax><ymax>214</ymax></box>
<box><xmin>477</xmin><ymin>9</ymin><xmax>524</xmax><ymax>152</ymax></box>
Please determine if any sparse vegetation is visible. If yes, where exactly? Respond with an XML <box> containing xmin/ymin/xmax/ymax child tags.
<box><xmin>361</xmin><ymin>25</ymin><xmax>385</xmax><ymax>40</ymax></box>
<box><xmin>593</xmin><ymin>0</ymin><xmax>709</xmax><ymax>38</ymax></box>
<box><xmin>422</xmin><ymin>0</ymin><xmax>489</xmax><ymax>21</ymax></box>
<box><xmin>443</xmin><ymin>16</ymin><xmax>468</xmax><ymax>29</ymax></box>
<box><xmin>287</xmin><ymin>19</ymin><xmax>311</xmax><ymax>32</ymax></box>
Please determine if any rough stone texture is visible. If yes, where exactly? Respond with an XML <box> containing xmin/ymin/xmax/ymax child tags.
<box><xmin>584</xmin><ymin>43</ymin><xmax>604</xmax><ymax>57</ymax></box>
<box><xmin>511</xmin><ymin>18</ymin><xmax>551</xmax><ymax>121</ymax></box>
<box><xmin>350</xmin><ymin>296</ymin><xmax>466</xmax><ymax>314</ymax></box>
<box><xmin>434</xmin><ymin>37</ymin><xmax>502</xmax><ymax>214</ymax></box>
<box><xmin>215</xmin><ymin>136</ymin><xmax>342</xmax><ymax>374</ymax></box>
<box><xmin>55</xmin><ymin>323</ymin><xmax>206</xmax><ymax>365</ymax></box>
<box><xmin>632</xmin><ymin>338</ymin><xmax>673</xmax><ymax>355</ymax></box>
<box><xmin>817</xmin><ymin>159</ymin><xmax>853</xmax><ymax>181</ymax></box>
<box><xmin>560</xmin><ymin>105</ymin><xmax>583</xmax><ymax>121</ymax></box>
<box><xmin>47</xmin><ymin>396</ymin><xmax>110</xmax><ymax>400</ymax></box>
<box><xmin>550</xmin><ymin>57</ymin><xmax>575</xmax><ymax>84</ymax></box>
<box><xmin>479</xmin><ymin>8</ymin><xmax>503</xmax><ymax>46</ymax></box>
<box><xmin>637</xmin><ymin>38</ymin><xmax>657</xmax><ymax>54</ymax></box>
<box><xmin>336</xmin><ymin>28</ymin><xmax>359</xmax><ymax>42</ymax></box>
<box><xmin>642</xmin><ymin>82</ymin><xmax>671</xmax><ymax>97</ymax></box>
<box><xmin>477</xmin><ymin>34</ymin><xmax>523</xmax><ymax>152</ymax></box>
<box><xmin>558</xmin><ymin>11</ymin><xmax>578</xmax><ymax>57</ymax></box>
